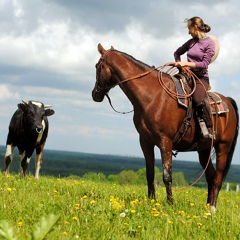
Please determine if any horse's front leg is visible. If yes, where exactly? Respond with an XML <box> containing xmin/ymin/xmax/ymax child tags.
<box><xmin>160</xmin><ymin>138</ymin><xmax>174</xmax><ymax>204</ymax></box>
<box><xmin>140</xmin><ymin>135</ymin><xmax>155</xmax><ymax>199</ymax></box>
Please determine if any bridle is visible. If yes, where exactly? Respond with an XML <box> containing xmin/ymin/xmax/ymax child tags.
<box><xmin>95</xmin><ymin>53</ymin><xmax>161</xmax><ymax>92</ymax></box>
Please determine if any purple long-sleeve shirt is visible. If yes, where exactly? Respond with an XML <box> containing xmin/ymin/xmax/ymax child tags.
<box><xmin>174</xmin><ymin>37</ymin><xmax>215</xmax><ymax>78</ymax></box>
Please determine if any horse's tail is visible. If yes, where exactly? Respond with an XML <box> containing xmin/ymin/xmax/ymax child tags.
<box><xmin>223</xmin><ymin>97</ymin><xmax>239</xmax><ymax>180</ymax></box>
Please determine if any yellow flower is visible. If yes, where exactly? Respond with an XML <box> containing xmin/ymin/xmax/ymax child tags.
<box><xmin>75</xmin><ymin>203</ymin><xmax>80</xmax><ymax>210</ymax></box>
<box><xmin>123</xmin><ymin>222</ymin><xmax>129</xmax><ymax>226</ymax></box>
<box><xmin>197</xmin><ymin>222</ymin><xmax>203</xmax><ymax>227</ymax></box>
<box><xmin>18</xmin><ymin>222</ymin><xmax>24</xmax><ymax>227</ymax></box>
<box><xmin>168</xmin><ymin>220</ymin><xmax>173</xmax><ymax>224</ymax></box>
<box><xmin>73</xmin><ymin>216</ymin><xmax>79</xmax><ymax>221</ymax></box>
<box><xmin>155</xmin><ymin>203</ymin><xmax>161</xmax><ymax>207</ymax></box>
<box><xmin>64</xmin><ymin>221</ymin><xmax>70</xmax><ymax>225</ymax></box>
<box><xmin>153</xmin><ymin>213</ymin><xmax>160</xmax><ymax>217</ymax></box>
<box><xmin>83</xmin><ymin>195</ymin><xmax>88</xmax><ymax>199</ymax></box>
<box><xmin>90</xmin><ymin>200</ymin><xmax>96</xmax><ymax>205</ymax></box>
<box><xmin>190</xmin><ymin>203</ymin><xmax>195</xmax><ymax>207</ymax></box>
<box><xmin>131</xmin><ymin>209</ymin><xmax>136</xmax><ymax>213</ymax></box>
<box><xmin>63</xmin><ymin>231</ymin><xmax>68</xmax><ymax>236</ymax></box>
<box><xmin>7</xmin><ymin>188</ymin><xmax>12</xmax><ymax>192</ymax></box>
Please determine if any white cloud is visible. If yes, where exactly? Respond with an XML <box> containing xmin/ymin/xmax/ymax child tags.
<box><xmin>0</xmin><ymin>84</ymin><xmax>19</xmax><ymax>101</ymax></box>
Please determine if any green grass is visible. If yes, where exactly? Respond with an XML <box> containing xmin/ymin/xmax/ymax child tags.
<box><xmin>0</xmin><ymin>173</ymin><xmax>240</xmax><ymax>240</ymax></box>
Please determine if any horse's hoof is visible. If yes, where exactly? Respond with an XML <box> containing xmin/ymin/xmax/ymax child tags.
<box><xmin>210</xmin><ymin>206</ymin><xmax>217</xmax><ymax>213</ymax></box>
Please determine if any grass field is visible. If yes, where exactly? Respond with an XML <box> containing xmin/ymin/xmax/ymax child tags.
<box><xmin>0</xmin><ymin>173</ymin><xmax>240</xmax><ymax>240</ymax></box>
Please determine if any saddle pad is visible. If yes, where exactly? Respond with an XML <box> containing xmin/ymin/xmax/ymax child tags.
<box><xmin>172</xmin><ymin>76</ymin><xmax>189</xmax><ymax>107</ymax></box>
<box><xmin>172</xmin><ymin>77</ymin><xmax>229</xmax><ymax>114</ymax></box>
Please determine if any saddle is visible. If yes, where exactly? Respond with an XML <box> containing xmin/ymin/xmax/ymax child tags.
<box><xmin>171</xmin><ymin>74</ymin><xmax>229</xmax><ymax>148</ymax></box>
<box><xmin>172</xmin><ymin>74</ymin><xmax>229</xmax><ymax>114</ymax></box>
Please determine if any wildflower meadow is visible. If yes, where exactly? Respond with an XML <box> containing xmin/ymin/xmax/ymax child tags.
<box><xmin>0</xmin><ymin>173</ymin><xmax>240</xmax><ymax>240</ymax></box>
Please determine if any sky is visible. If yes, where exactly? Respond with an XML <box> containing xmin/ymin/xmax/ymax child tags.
<box><xmin>0</xmin><ymin>0</ymin><xmax>240</xmax><ymax>165</ymax></box>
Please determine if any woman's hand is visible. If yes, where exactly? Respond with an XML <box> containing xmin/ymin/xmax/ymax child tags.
<box><xmin>175</xmin><ymin>61</ymin><xmax>196</xmax><ymax>68</ymax></box>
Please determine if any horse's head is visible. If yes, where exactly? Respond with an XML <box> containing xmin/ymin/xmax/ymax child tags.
<box><xmin>92</xmin><ymin>43</ymin><xmax>114</xmax><ymax>102</ymax></box>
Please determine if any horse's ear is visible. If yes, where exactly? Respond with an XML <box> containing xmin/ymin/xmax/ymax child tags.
<box><xmin>110</xmin><ymin>46</ymin><xmax>115</xmax><ymax>50</ymax></box>
<box><xmin>98</xmin><ymin>43</ymin><xmax>106</xmax><ymax>55</ymax></box>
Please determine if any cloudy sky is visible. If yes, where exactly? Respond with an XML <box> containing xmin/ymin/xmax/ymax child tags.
<box><xmin>0</xmin><ymin>0</ymin><xmax>240</xmax><ymax>164</ymax></box>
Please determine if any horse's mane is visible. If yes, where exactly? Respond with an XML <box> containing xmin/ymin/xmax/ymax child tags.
<box><xmin>111</xmin><ymin>49</ymin><xmax>155</xmax><ymax>71</ymax></box>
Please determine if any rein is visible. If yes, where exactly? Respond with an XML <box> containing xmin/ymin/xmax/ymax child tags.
<box><xmin>106</xmin><ymin>94</ymin><xmax>133</xmax><ymax>114</ymax></box>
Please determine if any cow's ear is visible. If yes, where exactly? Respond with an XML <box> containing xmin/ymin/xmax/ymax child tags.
<box><xmin>18</xmin><ymin>103</ymin><xmax>27</xmax><ymax>112</ymax></box>
<box><xmin>44</xmin><ymin>109</ymin><xmax>55</xmax><ymax>116</ymax></box>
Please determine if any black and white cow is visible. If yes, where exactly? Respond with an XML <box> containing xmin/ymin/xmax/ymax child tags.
<box><xmin>4</xmin><ymin>100</ymin><xmax>55</xmax><ymax>179</ymax></box>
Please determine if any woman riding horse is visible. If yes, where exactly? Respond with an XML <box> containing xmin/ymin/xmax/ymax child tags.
<box><xmin>174</xmin><ymin>16</ymin><xmax>216</xmax><ymax>139</ymax></box>
<box><xmin>92</xmin><ymin>43</ymin><xmax>238</xmax><ymax>211</ymax></box>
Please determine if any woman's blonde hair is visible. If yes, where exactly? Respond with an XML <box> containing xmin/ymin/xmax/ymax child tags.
<box><xmin>185</xmin><ymin>17</ymin><xmax>211</xmax><ymax>33</ymax></box>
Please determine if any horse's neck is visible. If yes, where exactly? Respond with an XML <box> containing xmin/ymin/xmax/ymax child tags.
<box><xmin>112</xmin><ymin>59</ymin><xmax>161</xmax><ymax>108</ymax></box>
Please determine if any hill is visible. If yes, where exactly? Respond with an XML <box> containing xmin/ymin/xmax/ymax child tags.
<box><xmin>0</xmin><ymin>145</ymin><xmax>239</xmax><ymax>184</ymax></box>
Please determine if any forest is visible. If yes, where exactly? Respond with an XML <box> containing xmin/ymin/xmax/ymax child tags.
<box><xmin>0</xmin><ymin>145</ymin><xmax>239</xmax><ymax>187</ymax></box>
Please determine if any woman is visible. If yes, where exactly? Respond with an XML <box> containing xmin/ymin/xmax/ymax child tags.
<box><xmin>174</xmin><ymin>16</ymin><xmax>215</xmax><ymax>139</ymax></box>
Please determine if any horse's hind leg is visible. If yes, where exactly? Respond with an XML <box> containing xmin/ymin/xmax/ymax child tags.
<box><xmin>198</xmin><ymin>148</ymin><xmax>216</xmax><ymax>204</ymax></box>
<box><xmin>140</xmin><ymin>136</ymin><xmax>155</xmax><ymax>199</ymax></box>
<box><xmin>211</xmin><ymin>148</ymin><xmax>232</xmax><ymax>209</ymax></box>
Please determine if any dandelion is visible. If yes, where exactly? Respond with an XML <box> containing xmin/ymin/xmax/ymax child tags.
<box><xmin>131</xmin><ymin>209</ymin><xmax>136</xmax><ymax>213</ymax></box>
<box><xmin>190</xmin><ymin>203</ymin><xmax>195</xmax><ymax>207</ymax></box>
<box><xmin>151</xmin><ymin>199</ymin><xmax>155</xmax><ymax>204</ymax></box>
<box><xmin>123</xmin><ymin>222</ymin><xmax>129</xmax><ymax>226</ymax></box>
<box><xmin>90</xmin><ymin>200</ymin><xmax>96</xmax><ymax>205</ymax></box>
<box><xmin>83</xmin><ymin>195</ymin><xmax>88</xmax><ymax>199</ymax></box>
<box><xmin>120</xmin><ymin>212</ymin><xmax>126</xmax><ymax>218</ymax></box>
<box><xmin>18</xmin><ymin>221</ymin><xmax>24</xmax><ymax>227</ymax></box>
<box><xmin>73</xmin><ymin>216</ymin><xmax>79</xmax><ymax>221</ymax></box>
<box><xmin>64</xmin><ymin>221</ymin><xmax>70</xmax><ymax>225</ymax></box>
<box><xmin>168</xmin><ymin>220</ymin><xmax>173</xmax><ymax>224</ymax></box>
<box><xmin>197</xmin><ymin>222</ymin><xmax>203</xmax><ymax>227</ymax></box>
<box><xmin>138</xmin><ymin>225</ymin><xmax>142</xmax><ymax>229</ymax></box>
<box><xmin>204</xmin><ymin>212</ymin><xmax>211</xmax><ymax>217</ymax></box>
<box><xmin>7</xmin><ymin>188</ymin><xmax>12</xmax><ymax>192</ymax></box>
<box><xmin>63</xmin><ymin>231</ymin><xmax>68</xmax><ymax>236</ymax></box>
<box><xmin>155</xmin><ymin>202</ymin><xmax>161</xmax><ymax>207</ymax></box>
<box><xmin>75</xmin><ymin>203</ymin><xmax>80</xmax><ymax>210</ymax></box>
<box><xmin>193</xmin><ymin>215</ymin><xmax>199</xmax><ymax>219</ymax></box>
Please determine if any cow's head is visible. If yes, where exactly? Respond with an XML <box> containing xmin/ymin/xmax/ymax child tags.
<box><xmin>18</xmin><ymin>100</ymin><xmax>55</xmax><ymax>133</ymax></box>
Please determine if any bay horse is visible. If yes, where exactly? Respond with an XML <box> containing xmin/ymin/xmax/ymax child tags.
<box><xmin>92</xmin><ymin>43</ymin><xmax>239</xmax><ymax>211</ymax></box>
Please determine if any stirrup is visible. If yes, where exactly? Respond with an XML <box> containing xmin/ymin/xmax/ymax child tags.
<box><xmin>199</xmin><ymin>120</ymin><xmax>215</xmax><ymax>140</ymax></box>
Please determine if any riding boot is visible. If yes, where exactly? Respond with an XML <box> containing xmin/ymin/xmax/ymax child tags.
<box><xmin>195</xmin><ymin>102</ymin><xmax>214</xmax><ymax>139</ymax></box>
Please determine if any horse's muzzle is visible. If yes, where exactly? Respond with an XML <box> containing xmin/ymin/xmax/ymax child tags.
<box><xmin>92</xmin><ymin>88</ymin><xmax>105</xmax><ymax>102</ymax></box>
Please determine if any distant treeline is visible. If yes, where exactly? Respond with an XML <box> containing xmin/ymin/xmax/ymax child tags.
<box><xmin>0</xmin><ymin>145</ymin><xmax>239</xmax><ymax>186</ymax></box>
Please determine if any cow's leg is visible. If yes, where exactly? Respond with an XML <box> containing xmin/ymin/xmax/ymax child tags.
<box><xmin>160</xmin><ymin>138</ymin><xmax>174</xmax><ymax>204</ymax></box>
<box><xmin>139</xmin><ymin>136</ymin><xmax>155</xmax><ymax>199</ymax></box>
<box><xmin>5</xmin><ymin>144</ymin><xmax>15</xmax><ymax>176</ymax></box>
<box><xmin>20</xmin><ymin>149</ymin><xmax>33</xmax><ymax>178</ymax></box>
<box><xmin>35</xmin><ymin>142</ymin><xmax>45</xmax><ymax>179</ymax></box>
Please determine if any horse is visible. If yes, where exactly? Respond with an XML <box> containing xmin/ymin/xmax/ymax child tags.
<box><xmin>92</xmin><ymin>43</ymin><xmax>239</xmax><ymax>211</ymax></box>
